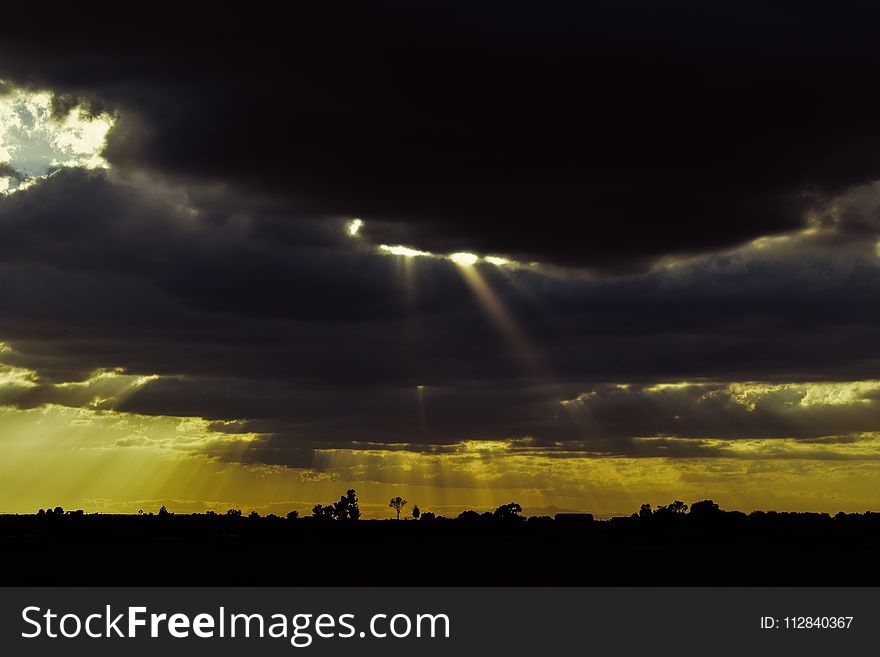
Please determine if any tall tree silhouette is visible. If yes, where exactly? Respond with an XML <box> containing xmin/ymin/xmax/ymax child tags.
<box><xmin>389</xmin><ymin>496</ymin><xmax>407</xmax><ymax>520</ymax></box>
<box><xmin>334</xmin><ymin>489</ymin><xmax>361</xmax><ymax>521</ymax></box>
<box><xmin>310</xmin><ymin>489</ymin><xmax>361</xmax><ymax>520</ymax></box>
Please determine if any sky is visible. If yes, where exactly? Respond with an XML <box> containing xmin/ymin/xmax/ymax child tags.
<box><xmin>2</xmin><ymin>3</ymin><xmax>880</xmax><ymax>517</ymax></box>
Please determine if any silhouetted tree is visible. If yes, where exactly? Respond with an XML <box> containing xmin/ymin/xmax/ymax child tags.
<box><xmin>639</xmin><ymin>503</ymin><xmax>653</xmax><ymax>519</ymax></box>
<box><xmin>334</xmin><ymin>489</ymin><xmax>361</xmax><ymax>520</ymax></box>
<box><xmin>158</xmin><ymin>505</ymin><xmax>169</xmax><ymax>518</ymax></box>
<box><xmin>286</xmin><ymin>510</ymin><xmax>299</xmax><ymax>521</ymax></box>
<box><xmin>412</xmin><ymin>505</ymin><xmax>420</xmax><ymax>520</ymax></box>
<box><xmin>656</xmin><ymin>500</ymin><xmax>688</xmax><ymax>516</ymax></box>
<box><xmin>309</xmin><ymin>490</ymin><xmax>361</xmax><ymax>521</ymax></box>
<box><xmin>689</xmin><ymin>500</ymin><xmax>720</xmax><ymax>518</ymax></box>
<box><xmin>248</xmin><ymin>511</ymin><xmax>260</xmax><ymax>519</ymax></box>
<box><xmin>348</xmin><ymin>490</ymin><xmax>361</xmax><ymax>520</ymax></box>
<box><xmin>420</xmin><ymin>511</ymin><xmax>436</xmax><ymax>521</ymax></box>
<box><xmin>226</xmin><ymin>508</ymin><xmax>242</xmax><ymax>517</ymax></box>
<box><xmin>389</xmin><ymin>496</ymin><xmax>407</xmax><ymax>520</ymax></box>
<box><xmin>53</xmin><ymin>506</ymin><xmax>64</xmax><ymax>516</ymax></box>
<box><xmin>312</xmin><ymin>504</ymin><xmax>336</xmax><ymax>520</ymax></box>
<box><xmin>493</xmin><ymin>502</ymin><xmax>523</xmax><ymax>520</ymax></box>
<box><xmin>36</xmin><ymin>509</ymin><xmax>45</xmax><ymax>518</ymax></box>
<box><xmin>457</xmin><ymin>510</ymin><xmax>480</xmax><ymax>521</ymax></box>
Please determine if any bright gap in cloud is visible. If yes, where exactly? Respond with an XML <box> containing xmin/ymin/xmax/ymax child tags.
<box><xmin>0</xmin><ymin>82</ymin><xmax>114</xmax><ymax>194</ymax></box>
<box><xmin>375</xmin><ymin>241</ymin><xmax>518</xmax><ymax>268</ymax></box>
<box><xmin>449</xmin><ymin>252</ymin><xmax>479</xmax><ymax>266</ymax></box>
<box><xmin>348</xmin><ymin>219</ymin><xmax>532</xmax><ymax>270</ymax></box>
<box><xmin>378</xmin><ymin>243</ymin><xmax>433</xmax><ymax>258</ymax></box>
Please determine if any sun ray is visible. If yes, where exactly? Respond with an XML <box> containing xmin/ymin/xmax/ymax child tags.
<box><xmin>451</xmin><ymin>258</ymin><xmax>545</xmax><ymax>373</ymax></box>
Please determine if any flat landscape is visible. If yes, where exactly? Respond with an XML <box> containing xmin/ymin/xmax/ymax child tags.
<box><xmin>3</xmin><ymin>509</ymin><xmax>878</xmax><ymax>586</ymax></box>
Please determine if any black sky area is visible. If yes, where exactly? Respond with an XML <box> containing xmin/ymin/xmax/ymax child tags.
<box><xmin>5</xmin><ymin>2</ymin><xmax>880</xmax><ymax>267</ymax></box>
<box><xmin>1</xmin><ymin>2</ymin><xmax>880</xmax><ymax>467</ymax></box>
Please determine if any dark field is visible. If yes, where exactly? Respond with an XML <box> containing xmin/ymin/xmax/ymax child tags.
<box><xmin>2</xmin><ymin>511</ymin><xmax>879</xmax><ymax>585</ymax></box>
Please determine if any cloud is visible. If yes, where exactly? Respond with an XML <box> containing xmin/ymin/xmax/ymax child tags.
<box><xmin>4</xmin><ymin>4</ymin><xmax>880</xmax><ymax>270</ymax></box>
<box><xmin>0</xmin><ymin>13</ymin><xmax>880</xmax><ymax>488</ymax></box>
<box><xmin>559</xmin><ymin>381</ymin><xmax>880</xmax><ymax>446</ymax></box>
<box><xmin>0</xmin><ymin>163</ymin><xmax>879</xmax><ymax>468</ymax></box>
<box><xmin>0</xmin><ymin>85</ymin><xmax>112</xmax><ymax>194</ymax></box>
<box><xmin>4</xmin><ymin>7</ymin><xmax>880</xmax><ymax>516</ymax></box>
<box><xmin>0</xmin><ymin>363</ymin><xmax>155</xmax><ymax>411</ymax></box>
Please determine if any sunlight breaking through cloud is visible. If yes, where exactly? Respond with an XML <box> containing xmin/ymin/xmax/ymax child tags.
<box><xmin>0</xmin><ymin>82</ymin><xmax>114</xmax><ymax>194</ymax></box>
<box><xmin>376</xmin><ymin>240</ymin><xmax>526</xmax><ymax>269</ymax></box>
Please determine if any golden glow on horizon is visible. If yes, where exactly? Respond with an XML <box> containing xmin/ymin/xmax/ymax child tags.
<box><xmin>2</xmin><ymin>338</ymin><xmax>880</xmax><ymax>516</ymax></box>
<box><xmin>0</xmin><ymin>400</ymin><xmax>879</xmax><ymax>516</ymax></box>
<box><xmin>3</xmin><ymin>402</ymin><xmax>879</xmax><ymax>517</ymax></box>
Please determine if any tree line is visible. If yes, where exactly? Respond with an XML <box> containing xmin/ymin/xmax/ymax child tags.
<box><xmin>28</xmin><ymin>492</ymin><xmax>880</xmax><ymax>525</ymax></box>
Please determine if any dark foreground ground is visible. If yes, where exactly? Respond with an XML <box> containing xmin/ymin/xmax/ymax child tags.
<box><xmin>2</xmin><ymin>511</ymin><xmax>879</xmax><ymax>585</ymax></box>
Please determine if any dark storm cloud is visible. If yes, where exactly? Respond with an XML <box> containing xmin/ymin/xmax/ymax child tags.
<box><xmin>557</xmin><ymin>382</ymin><xmax>880</xmax><ymax>442</ymax></box>
<box><xmin>3</xmin><ymin>169</ymin><xmax>880</xmax><ymax>392</ymax></box>
<box><xmin>1</xmin><ymin>171</ymin><xmax>880</xmax><ymax>372</ymax></box>
<box><xmin>0</xmin><ymin>177</ymin><xmax>880</xmax><ymax>458</ymax></box>
<box><xmin>0</xmin><ymin>163</ymin><xmax>24</xmax><ymax>182</ymax></box>
<box><xmin>822</xmin><ymin>182</ymin><xmax>880</xmax><ymax>236</ymax></box>
<box><xmin>2</xmin><ymin>4</ymin><xmax>880</xmax><ymax>468</ymax></box>
<box><xmin>196</xmin><ymin>372</ymin><xmax>880</xmax><ymax>464</ymax></box>
<box><xmin>2</xmin><ymin>168</ymin><xmax>880</xmax><ymax>463</ymax></box>
<box><xmin>0</xmin><ymin>366</ymin><xmax>147</xmax><ymax>410</ymax></box>
<box><xmin>3</xmin><ymin>2</ymin><xmax>880</xmax><ymax>269</ymax></box>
